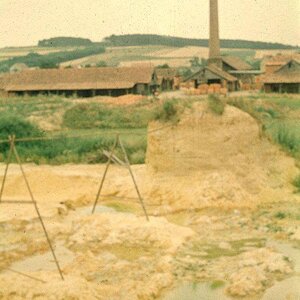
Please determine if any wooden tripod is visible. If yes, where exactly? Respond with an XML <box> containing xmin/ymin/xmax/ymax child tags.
<box><xmin>91</xmin><ymin>134</ymin><xmax>149</xmax><ymax>221</ymax></box>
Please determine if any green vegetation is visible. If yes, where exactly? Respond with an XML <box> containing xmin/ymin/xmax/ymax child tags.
<box><xmin>0</xmin><ymin>114</ymin><xmax>44</xmax><ymax>152</ymax></box>
<box><xmin>228</xmin><ymin>95</ymin><xmax>300</xmax><ymax>160</ymax></box>
<box><xmin>273</xmin><ymin>124</ymin><xmax>298</xmax><ymax>152</ymax></box>
<box><xmin>208</xmin><ymin>94</ymin><xmax>225</xmax><ymax>115</ymax></box>
<box><xmin>63</xmin><ymin>102</ymin><xmax>156</xmax><ymax>129</ymax></box>
<box><xmin>154</xmin><ymin>100</ymin><xmax>179</xmax><ymax>122</ymax></box>
<box><xmin>210</xmin><ymin>280</ymin><xmax>226</xmax><ymax>290</ymax></box>
<box><xmin>274</xmin><ymin>211</ymin><xmax>287</xmax><ymax>219</ymax></box>
<box><xmin>0</xmin><ymin>95</ymin><xmax>156</xmax><ymax>164</ymax></box>
<box><xmin>0</xmin><ymin>93</ymin><xmax>299</xmax><ymax>166</ymax></box>
<box><xmin>0</xmin><ymin>46</ymin><xmax>105</xmax><ymax>72</ymax></box>
<box><xmin>104</xmin><ymin>34</ymin><xmax>298</xmax><ymax>49</ymax></box>
<box><xmin>293</xmin><ymin>175</ymin><xmax>300</xmax><ymax>192</ymax></box>
<box><xmin>38</xmin><ymin>37</ymin><xmax>93</xmax><ymax>47</ymax></box>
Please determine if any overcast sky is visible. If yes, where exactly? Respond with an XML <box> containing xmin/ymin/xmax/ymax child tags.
<box><xmin>0</xmin><ymin>0</ymin><xmax>299</xmax><ymax>48</ymax></box>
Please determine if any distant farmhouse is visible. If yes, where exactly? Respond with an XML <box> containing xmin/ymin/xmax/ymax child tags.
<box><xmin>261</xmin><ymin>59</ymin><xmax>300</xmax><ymax>94</ymax></box>
<box><xmin>261</xmin><ymin>53</ymin><xmax>300</xmax><ymax>73</ymax></box>
<box><xmin>185</xmin><ymin>64</ymin><xmax>238</xmax><ymax>91</ymax></box>
<box><xmin>155</xmin><ymin>68</ymin><xmax>180</xmax><ymax>90</ymax></box>
<box><xmin>0</xmin><ymin>66</ymin><xmax>161</xmax><ymax>97</ymax></box>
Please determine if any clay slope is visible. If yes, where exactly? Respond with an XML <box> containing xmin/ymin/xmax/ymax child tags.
<box><xmin>146</xmin><ymin>102</ymin><xmax>298</xmax><ymax>210</ymax></box>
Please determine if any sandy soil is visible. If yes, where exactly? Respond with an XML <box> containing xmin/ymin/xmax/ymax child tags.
<box><xmin>0</xmin><ymin>103</ymin><xmax>299</xmax><ymax>299</ymax></box>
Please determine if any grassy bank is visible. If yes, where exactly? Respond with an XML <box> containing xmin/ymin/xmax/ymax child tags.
<box><xmin>227</xmin><ymin>94</ymin><xmax>300</xmax><ymax>161</ymax></box>
<box><xmin>0</xmin><ymin>93</ymin><xmax>299</xmax><ymax>165</ymax></box>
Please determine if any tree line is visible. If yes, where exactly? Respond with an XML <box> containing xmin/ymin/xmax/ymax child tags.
<box><xmin>104</xmin><ymin>34</ymin><xmax>298</xmax><ymax>50</ymax></box>
<box><xmin>0</xmin><ymin>46</ymin><xmax>106</xmax><ymax>73</ymax></box>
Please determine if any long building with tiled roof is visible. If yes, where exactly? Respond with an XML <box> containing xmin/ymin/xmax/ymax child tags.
<box><xmin>0</xmin><ymin>66</ymin><xmax>158</xmax><ymax>97</ymax></box>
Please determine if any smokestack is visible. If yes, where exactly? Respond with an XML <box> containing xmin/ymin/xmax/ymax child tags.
<box><xmin>209</xmin><ymin>0</ymin><xmax>221</xmax><ymax>59</ymax></box>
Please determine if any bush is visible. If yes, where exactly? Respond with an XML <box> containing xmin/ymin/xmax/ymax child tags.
<box><xmin>293</xmin><ymin>175</ymin><xmax>300</xmax><ymax>192</ymax></box>
<box><xmin>0</xmin><ymin>114</ymin><xmax>44</xmax><ymax>152</ymax></box>
<box><xmin>208</xmin><ymin>94</ymin><xmax>225</xmax><ymax>115</ymax></box>
<box><xmin>155</xmin><ymin>100</ymin><xmax>178</xmax><ymax>122</ymax></box>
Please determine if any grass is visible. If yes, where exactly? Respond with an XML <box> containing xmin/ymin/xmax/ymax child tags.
<box><xmin>0</xmin><ymin>95</ymin><xmax>152</xmax><ymax>165</ymax></box>
<box><xmin>154</xmin><ymin>100</ymin><xmax>179</xmax><ymax>122</ymax></box>
<box><xmin>228</xmin><ymin>94</ymin><xmax>300</xmax><ymax>161</ymax></box>
<box><xmin>292</xmin><ymin>175</ymin><xmax>300</xmax><ymax>192</ymax></box>
<box><xmin>208</xmin><ymin>94</ymin><xmax>225</xmax><ymax>115</ymax></box>
<box><xmin>274</xmin><ymin>211</ymin><xmax>287</xmax><ymax>219</ymax></box>
<box><xmin>62</xmin><ymin>102</ymin><xmax>156</xmax><ymax>129</ymax></box>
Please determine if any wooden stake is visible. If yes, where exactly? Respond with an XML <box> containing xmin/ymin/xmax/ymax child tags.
<box><xmin>92</xmin><ymin>134</ymin><xmax>119</xmax><ymax>214</ymax></box>
<box><xmin>0</xmin><ymin>136</ymin><xmax>14</xmax><ymax>203</ymax></box>
<box><xmin>0</xmin><ymin>135</ymin><xmax>64</xmax><ymax>281</ymax></box>
<box><xmin>118</xmin><ymin>136</ymin><xmax>149</xmax><ymax>221</ymax></box>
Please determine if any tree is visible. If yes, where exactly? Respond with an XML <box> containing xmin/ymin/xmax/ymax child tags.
<box><xmin>190</xmin><ymin>57</ymin><xmax>201</xmax><ymax>68</ymax></box>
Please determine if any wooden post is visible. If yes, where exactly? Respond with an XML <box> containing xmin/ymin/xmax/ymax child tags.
<box><xmin>118</xmin><ymin>136</ymin><xmax>149</xmax><ymax>221</ymax></box>
<box><xmin>92</xmin><ymin>135</ymin><xmax>119</xmax><ymax>214</ymax></box>
<box><xmin>0</xmin><ymin>135</ymin><xmax>64</xmax><ymax>281</ymax></box>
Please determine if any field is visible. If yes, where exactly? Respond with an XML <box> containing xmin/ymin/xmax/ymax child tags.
<box><xmin>1</xmin><ymin>43</ymin><xmax>299</xmax><ymax>69</ymax></box>
<box><xmin>0</xmin><ymin>91</ymin><xmax>299</xmax><ymax>299</ymax></box>
<box><xmin>0</xmin><ymin>46</ymin><xmax>81</xmax><ymax>61</ymax></box>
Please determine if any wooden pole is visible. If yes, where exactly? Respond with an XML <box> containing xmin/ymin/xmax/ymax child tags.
<box><xmin>0</xmin><ymin>136</ymin><xmax>14</xmax><ymax>203</ymax></box>
<box><xmin>91</xmin><ymin>134</ymin><xmax>119</xmax><ymax>214</ymax></box>
<box><xmin>9</xmin><ymin>136</ymin><xmax>64</xmax><ymax>280</ymax></box>
<box><xmin>118</xmin><ymin>136</ymin><xmax>149</xmax><ymax>221</ymax></box>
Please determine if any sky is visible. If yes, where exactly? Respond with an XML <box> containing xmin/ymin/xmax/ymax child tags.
<box><xmin>0</xmin><ymin>0</ymin><xmax>299</xmax><ymax>48</ymax></box>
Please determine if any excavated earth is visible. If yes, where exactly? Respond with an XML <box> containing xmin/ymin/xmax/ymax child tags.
<box><xmin>0</xmin><ymin>102</ymin><xmax>299</xmax><ymax>299</ymax></box>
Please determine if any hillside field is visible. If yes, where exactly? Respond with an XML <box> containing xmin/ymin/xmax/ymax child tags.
<box><xmin>1</xmin><ymin>44</ymin><xmax>299</xmax><ymax>68</ymax></box>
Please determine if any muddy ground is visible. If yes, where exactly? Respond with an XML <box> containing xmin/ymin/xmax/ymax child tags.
<box><xmin>0</xmin><ymin>163</ymin><xmax>299</xmax><ymax>300</ymax></box>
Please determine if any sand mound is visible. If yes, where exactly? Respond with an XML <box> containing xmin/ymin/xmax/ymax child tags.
<box><xmin>68</xmin><ymin>214</ymin><xmax>194</xmax><ymax>253</ymax></box>
<box><xmin>227</xmin><ymin>248</ymin><xmax>293</xmax><ymax>296</ymax></box>
<box><xmin>146</xmin><ymin>102</ymin><xmax>298</xmax><ymax>209</ymax></box>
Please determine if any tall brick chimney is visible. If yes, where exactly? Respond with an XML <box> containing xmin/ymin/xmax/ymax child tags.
<box><xmin>208</xmin><ymin>0</ymin><xmax>222</xmax><ymax>67</ymax></box>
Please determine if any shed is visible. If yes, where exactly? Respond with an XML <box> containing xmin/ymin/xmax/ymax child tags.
<box><xmin>185</xmin><ymin>65</ymin><xmax>238</xmax><ymax>91</ymax></box>
<box><xmin>261</xmin><ymin>60</ymin><xmax>300</xmax><ymax>94</ymax></box>
<box><xmin>155</xmin><ymin>68</ymin><xmax>178</xmax><ymax>90</ymax></box>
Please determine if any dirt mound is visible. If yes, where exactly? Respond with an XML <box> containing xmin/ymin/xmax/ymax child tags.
<box><xmin>100</xmin><ymin>94</ymin><xmax>146</xmax><ymax>106</ymax></box>
<box><xmin>227</xmin><ymin>247</ymin><xmax>293</xmax><ymax>297</ymax></box>
<box><xmin>146</xmin><ymin>102</ymin><xmax>298</xmax><ymax>209</ymax></box>
<box><xmin>68</xmin><ymin>214</ymin><xmax>194</xmax><ymax>253</ymax></box>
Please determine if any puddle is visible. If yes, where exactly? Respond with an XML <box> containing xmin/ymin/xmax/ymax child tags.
<box><xmin>266</xmin><ymin>240</ymin><xmax>300</xmax><ymax>273</ymax></box>
<box><xmin>262</xmin><ymin>276</ymin><xmax>300</xmax><ymax>300</ymax></box>
<box><xmin>164</xmin><ymin>240</ymin><xmax>300</xmax><ymax>300</ymax></box>
<box><xmin>6</xmin><ymin>242</ymin><xmax>74</xmax><ymax>273</ymax></box>
<box><xmin>162</xmin><ymin>282</ymin><xmax>231</xmax><ymax>300</ymax></box>
<box><xmin>75</xmin><ymin>205</ymin><xmax>116</xmax><ymax>216</ymax></box>
<box><xmin>262</xmin><ymin>240</ymin><xmax>300</xmax><ymax>300</ymax></box>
